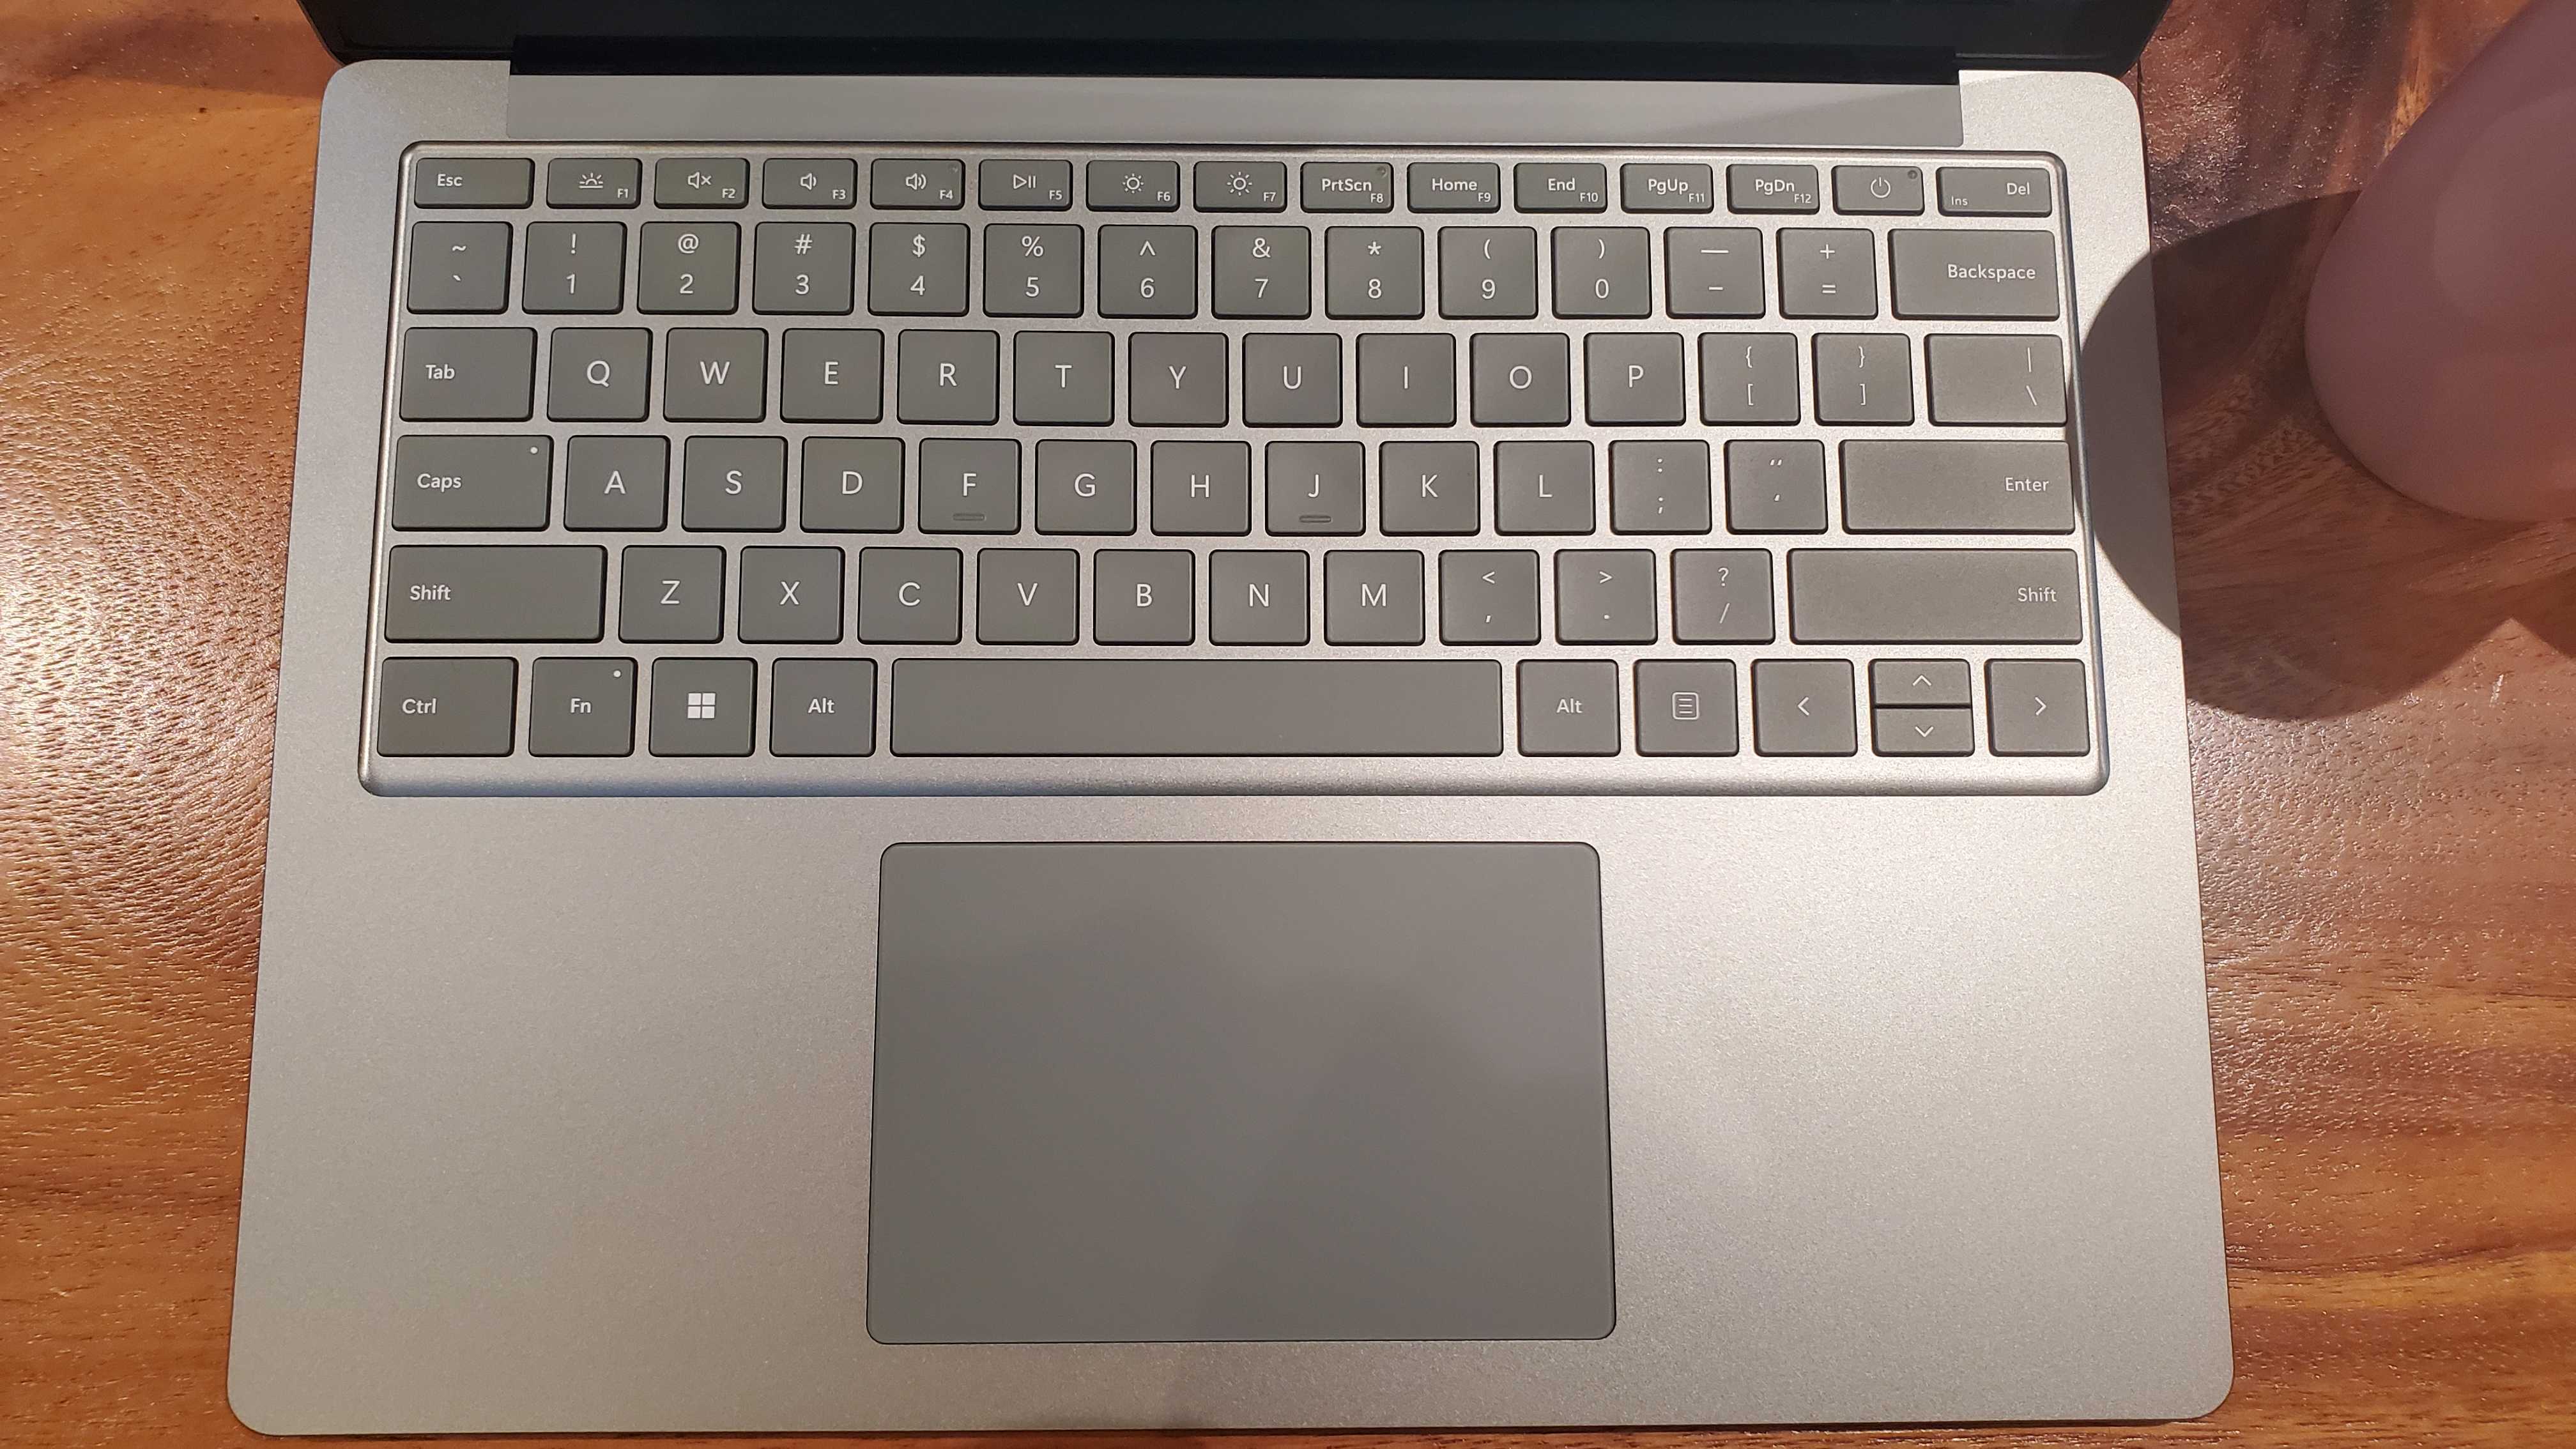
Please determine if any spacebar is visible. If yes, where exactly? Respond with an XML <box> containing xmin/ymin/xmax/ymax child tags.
<box><xmin>891</xmin><ymin>659</ymin><xmax>1503</xmax><ymax>756</ymax></box>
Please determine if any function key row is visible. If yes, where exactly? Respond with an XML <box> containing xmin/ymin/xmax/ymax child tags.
<box><xmin>414</xmin><ymin>155</ymin><xmax>2057</xmax><ymax>218</ymax></box>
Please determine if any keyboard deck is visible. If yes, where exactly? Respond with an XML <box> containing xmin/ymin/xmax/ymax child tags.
<box><xmin>369</xmin><ymin>144</ymin><xmax>2101</xmax><ymax>795</ymax></box>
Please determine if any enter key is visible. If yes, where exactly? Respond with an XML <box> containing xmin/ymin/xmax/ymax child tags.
<box><xmin>1841</xmin><ymin>440</ymin><xmax>2074</xmax><ymax>533</ymax></box>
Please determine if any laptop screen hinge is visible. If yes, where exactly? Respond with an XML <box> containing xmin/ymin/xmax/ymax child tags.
<box><xmin>507</xmin><ymin>36</ymin><xmax>1961</xmax><ymax>88</ymax></box>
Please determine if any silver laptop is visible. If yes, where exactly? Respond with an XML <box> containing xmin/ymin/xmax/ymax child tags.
<box><xmin>232</xmin><ymin>0</ymin><xmax>2229</xmax><ymax>1431</ymax></box>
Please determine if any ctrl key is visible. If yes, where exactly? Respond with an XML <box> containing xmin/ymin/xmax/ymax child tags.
<box><xmin>375</xmin><ymin>657</ymin><xmax>515</xmax><ymax>756</ymax></box>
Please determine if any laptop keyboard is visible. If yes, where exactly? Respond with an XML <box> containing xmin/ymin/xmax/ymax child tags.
<box><xmin>371</xmin><ymin>145</ymin><xmax>2097</xmax><ymax>794</ymax></box>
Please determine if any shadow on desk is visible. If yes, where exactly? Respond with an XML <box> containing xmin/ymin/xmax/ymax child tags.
<box><xmin>2155</xmin><ymin>193</ymin><xmax>2576</xmax><ymax>721</ymax></box>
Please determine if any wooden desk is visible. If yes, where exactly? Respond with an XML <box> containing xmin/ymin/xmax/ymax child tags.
<box><xmin>3</xmin><ymin>0</ymin><xmax>2571</xmax><ymax>1443</ymax></box>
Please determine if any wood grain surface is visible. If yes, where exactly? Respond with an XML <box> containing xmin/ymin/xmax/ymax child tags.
<box><xmin>4</xmin><ymin>0</ymin><xmax>2573</xmax><ymax>1445</ymax></box>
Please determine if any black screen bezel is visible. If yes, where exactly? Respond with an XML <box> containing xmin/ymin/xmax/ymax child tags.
<box><xmin>297</xmin><ymin>1</ymin><xmax>2170</xmax><ymax>75</ymax></box>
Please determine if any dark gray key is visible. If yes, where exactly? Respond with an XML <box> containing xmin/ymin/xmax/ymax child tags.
<box><xmin>527</xmin><ymin>657</ymin><xmax>635</xmax><ymax>756</ymax></box>
<box><xmin>1213</xmin><ymin>226</ymin><xmax>1311</xmax><ymax>318</ymax></box>
<box><xmin>376</xmin><ymin>658</ymin><xmax>514</xmax><ymax>756</ymax></box>
<box><xmin>1671</xmin><ymin>549</ymin><xmax>1775</xmax><ymax>643</ymax></box>
<box><xmin>664</xmin><ymin>329</ymin><xmax>766</xmax><ymax>421</ymax></box>
<box><xmin>1379</xmin><ymin>441</ymin><xmax>1479</xmax><ymax>536</ymax></box>
<box><xmin>547</xmin><ymin>327</ymin><xmax>650</xmax><ymax>421</ymax></box>
<box><xmin>1128</xmin><ymin>332</ymin><xmax>1226</xmax><ymax>424</ymax></box>
<box><xmin>1190</xmin><ymin>159</ymin><xmax>1285</xmax><ymax>211</ymax></box>
<box><xmin>801</xmin><ymin>436</ymin><xmax>905</xmax><ymax>532</ymax></box>
<box><xmin>649</xmin><ymin>658</ymin><xmax>755</xmax><ymax>758</ymax></box>
<box><xmin>617</xmin><ymin>545</ymin><xmax>724</xmax><ymax>642</ymax></box>
<box><xmin>1243</xmin><ymin>334</ymin><xmax>1340</xmax><ymax>426</ymax></box>
<box><xmin>1494</xmin><ymin>441</ymin><xmax>1594</xmax><ymax>534</ymax></box>
<box><xmin>763</xmin><ymin>157</ymin><xmax>857</xmax><ymax>208</ymax></box>
<box><xmin>1356</xmin><ymin>334</ymin><xmax>1455</xmax><ymax>427</ymax></box>
<box><xmin>1036</xmin><ymin>439</ymin><xmax>1138</xmax><ymax>535</ymax></box>
<box><xmin>1843</xmin><ymin>440</ymin><xmax>2075</xmax><ymax>533</ymax></box>
<box><xmin>1814</xmin><ymin>333</ymin><xmax>1913</xmax><ymax>424</ymax></box>
<box><xmin>1874</xmin><ymin>707</ymin><xmax>1975</xmax><ymax>756</ymax></box>
<box><xmin>1726</xmin><ymin>440</ymin><xmax>1828</xmax><ymax>533</ymax></box>
<box><xmin>547</xmin><ymin>157</ymin><xmax>641</xmax><ymax>208</ymax></box>
<box><xmin>1013</xmin><ymin>332</ymin><xmax>1114</xmax><ymax>424</ymax></box>
<box><xmin>1324</xmin><ymin>551</ymin><xmax>1426</xmax><ymax>645</ymax></box>
<box><xmin>890</xmin><ymin>658</ymin><xmax>1501</xmax><ymax>755</ymax></box>
<box><xmin>858</xmin><ymin>548</ymin><xmax>964</xmax><ymax>643</ymax></box>
<box><xmin>1941</xmin><ymin>167</ymin><xmax>2054</xmax><ymax>216</ymax></box>
<box><xmin>1326</xmin><ymin>227</ymin><xmax>1425</xmax><ymax>318</ymax></box>
<box><xmin>413</xmin><ymin>157</ymin><xmax>529</xmax><ymax>208</ymax></box>
<box><xmin>1928</xmin><ymin>334</ymin><xmax>2068</xmax><ymax>425</ymax></box>
<box><xmin>407</xmin><ymin>222</ymin><xmax>510</xmax><ymax>312</ymax></box>
<box><xmin>564</xmin><ymin>436</ymin><xmax>667</xmax><ymax>530</ymax></box>
<box><xmin>1728</xmin><ymin>163</ymin><xmax>1820</xmax><ymax>213</ymax></box>
<box><xmin>383</xmin><ymin>546</ymin><xmax>602</xmax><ymax>641</ymax></box>
<box><xmin>1088</xmin><ymin>159</ymin><xmax>1181</xmax><ymax>210</ymax></box>
<box><xmin>1094</xmin><ymin>551</ymin><xmax>1195</xmax><ymax>643</ymax></box>
<box><xmin>399</xmin><ymin>328</ymin><xmax>533</xmax><ymax>421</ymax></box>
<box><xmin>1752</xmin><ymin>659</ymin><xmax>1857</xmax><ymax>756</ymax></box>
<box><xmin>753</xmin><ymin>222</ymin><xmax>855</xmax><ymax>314</ymax></box>
<box><xmin>1304</xmin><ymin>162</ymin><xmax>1393</xmax><ymax>211</ymax></box>
<box><xmin>1665</xmin><ymin>227</ymin><xmax>1765</xmax><ymax>318</ymax></box>
<box><xmin>1209</xmin><ymin>551</ymin><xmax>1310</xmax><ymax>644</ymax></box>
<box><xmin>1636</xmin><ymin>661</ymin><xmax>1738</xmax><ymax>756</ymax></box>
<box><xmin>1779</xmin><ymin>229</ymin><xmax>1878</xmax><ymax>318</ymax></box>
<box><xmin>1099</xmin><ymin>226</ymin><xmax>1197</xmax><ymax>317</ymax></box>
<box><xmin>871</xmin><ymin>157</ymin><xmax>964</xmax><ymax>209</ymax></box>
<box><xmin>976</xmin><ymin>549</ymin><xmax>1080</xmax><ymax>644</ymax></box>
<box><xmin>1788</xmin><ymin>549</ymin><xmax>2084</xmax><ymax>643</ymax></box>
<box><xmin>1586</xmin><ymin>333</ymin><xmax>1685</xmax><ymax>425</ymax></box>
<box><xmin>1518</xmin><ymin>661</ymin><xmax>1618</xmax><ymax>755</ymax></box>
<box><xmin>654</xmin><ymin>157</ymin><xmax>747</xmax><ymax>207</ymax></box>
<box><xmin>1151</xmin><ymin>440</ymin><xmax>1251</xmax><ymax>535</ymax></box>
<box><xmin>1890</xmin><ymin>231</ymin><xmax>2062</xmax><ymax>319</ymax></box>
<box><xmin>1408</xmin><ymin>162</ymin><xmax>1500</xmax><ymax>211</ymax></box>
<box><xmin>1514</xmin><ymin>162</ymin><xmax>1607</xmax><ymax>212</ymax></box>
<box><xmin>870</xmin><ymin>223</ymin><xmax>970</xmax><ymax>316</ymax></box>
<box><xmin>1552</xmin><ymin>227</ymin><xmax>1650</xmax><ymax>318</ymax></box>
<box><xmin>1834</xmin><ymin>164</ymin><xmax>1924</xmax><ymax>215</ymax></box>
<box><xmin>1469</xmin><ymin>333</ymin><xmax>1570</xmax><ymax>425</ymax></box>
<box><xmin>1439</xmin><ymin>550</ymin><xmax>1540</xmax><ymax>645</ymax></box>
<box><xmin>1988</xmin><ymin>659</ymin><xmax>2090</xmax><ymax>755</ymax></box>
<box><xmin>771</xmin><ymin>659</ymin><xmax>876</xmax><ymax>756</ymax></box>
<box><xmin>521</xmin><ymin>222</ymin><xmax>624</xmax><ymax>313</ymax></box>
<box><xmin>1699</xmin><ymin>333</ymin><xmax>1800</xmax><ymax>424</ymax></box>
<box><xmin>636</xmin><ymin>222</ymin><xmax>739</xmax><ymax>312</ymax></box>
<box><xmin>985</xmin><ymin>224</ymin><xmax>1084</xmax><ymax>317</ymax></box>
<box><xmin>1439</xmin><ymin>227</ymin><xmax>1538</xmax><ymax>318</ymax></box>
<box><xmin>780</xmin><ymin>328</ymin><xmax>884</xmax><ymax>422</ymax></box>
<box><xmin>979</xmin><ymin>158</ymin><xmax>1073</xmax><ymax>210</ymax></box>
<box><xmin>680</xmin><ymin>435</ymin><xmax>786</xmax><ymax>531</ymax></box>
<box><xmin>389</xmin><ymin>435</ymin><xmax>549</xmax><ymax>530</ymax></box>
<box><xmin>1555</xmin><ymin>550</ymin><xmax>1656</xmax><ymax>643</ymax></box>
<box><xmin>1873</xmin><ymin>659</ymin><xmax>1973</xmax><ymax>707</ymax></box>
<box><xmin>918</xmin><ymin>438</ymin><xmax>1021</xmax><ymax>533</ymax></box>
<box><xmin>1609</xmin><ymin>440</ymin><xmax>1711</xmax><ymax>533</ymax></box>
<box><xmin>896</xmin><ymin>330</ymin><xmax>999</xmax><ymax>424</ymax></box>
<box><xmin>1622</xmin><ymin>162</ymin><xmax>1714</xmax><ymax>212</ymax></box>
<box><xmin>1266</xmin><ymin>441</ymin><xmax>1364</xmax><ymax>535</ymax></box>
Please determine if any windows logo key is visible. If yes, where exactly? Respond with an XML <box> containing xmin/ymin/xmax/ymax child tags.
<box><xmin>684</xmin><ymin>691</ymin><xmax>718</xmax><ymax>721</ymax></box>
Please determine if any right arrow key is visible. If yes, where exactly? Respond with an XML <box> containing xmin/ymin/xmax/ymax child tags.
<box><xmin>1988</xmin><ymin>659</ymin><xmax>2092</xmax><ymax>755</ymax></box>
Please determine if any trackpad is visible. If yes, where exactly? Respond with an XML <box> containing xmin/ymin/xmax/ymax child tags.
<box><xmin>868</xmin><ymin>843</ymin><xmax>1613</xmax><ymax>1344</ymax></box>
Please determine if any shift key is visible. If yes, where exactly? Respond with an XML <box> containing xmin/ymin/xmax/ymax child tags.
<box><xmin>384</xmin><ymin>545</ymin><xmax>604</xmax><ymax>641</ymax></box>
<box><xmin>1790</xmin><ymin>548</ymin><xmax>2082</xmax><ymax>643</ymax></box>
